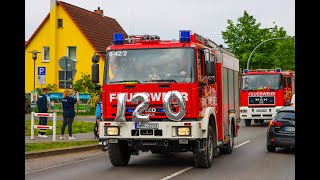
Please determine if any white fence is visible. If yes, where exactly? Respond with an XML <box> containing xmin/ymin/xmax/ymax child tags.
<box><xmin>30</xmin><ymin>112</ymin><xmax>57</xmax><ymax>141</ymax></box>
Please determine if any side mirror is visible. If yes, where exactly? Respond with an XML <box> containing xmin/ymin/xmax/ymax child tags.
<box><xmin>92</xmin><ymin>63</ymin><xmax>99</xmax><ymax>83</ymax></box>
<box><xmin>208</xmin><ymin>76</ymin><xmax>215</xmax><ymax>84</ymax></box>
<box><xmin>92</xmin><ymin>54</ymin><xmax>100</xmax><ymax>63</ymax></box>
<box><xmin>205</xmin><ymin>60</ymin><xmax>216</xmax><ymax>76</ymax></box>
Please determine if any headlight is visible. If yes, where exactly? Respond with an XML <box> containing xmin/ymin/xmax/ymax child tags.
<box><xmin>241</xmin><ymin>110</ymin><xmax>247</xmax><ymax>113</ymax></box>
<box><xmin>106</xmin><ymin>127</ymin><xmax>119</xmax><ymax>136</ymax></box>
<box><xmin>177</xmin><ymin>127</ymin><xmax>191</xmax><ymax>136</ymax></box>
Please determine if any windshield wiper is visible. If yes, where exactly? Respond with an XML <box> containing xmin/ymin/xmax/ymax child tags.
<box><xmin>143</xmin><ymin>79</ymin><xmax>177</xmax><ymax>83</ymax></box>
<box><xmin>108</xmin><ymin>80</ymin><xmax>140</xmax><ymax>84</ymax></box>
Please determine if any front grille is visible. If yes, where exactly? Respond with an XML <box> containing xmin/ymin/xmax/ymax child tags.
<box><xmin>249</xmin><ymin>96</ymin><xmax>275</xmax><ymax>105</ymax></box>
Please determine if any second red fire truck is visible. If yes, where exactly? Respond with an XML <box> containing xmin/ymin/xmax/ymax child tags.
<box><xmin>91</xmin><ymin>30</ymin><xmax>240</xmax><ymax>168</ymax></box>
<box><xmin>240</xmin><ymin>68</ymin><xmax>295</xmax><ymax>126</ymax></box>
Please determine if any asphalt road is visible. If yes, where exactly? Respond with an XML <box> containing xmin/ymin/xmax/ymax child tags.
<box><xmin>25</xmin><ymin>121</ymin><xmax>295</xmax><ymax>180</ymax></box>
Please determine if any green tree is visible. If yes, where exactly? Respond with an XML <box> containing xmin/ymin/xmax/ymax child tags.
<box><xmin>73</xmin><ymin>73</ymin><xmax>101</xmax><ymax>107</ymax></box>
<box><xmin>222</xmin><ymin>10</ymin><xmax>295</xmax><ymax>70</ymax></box>
<box><xmin>45</xmin><ymin>83</ymin><xmax>59</xmax><ymax>92</ymax></box>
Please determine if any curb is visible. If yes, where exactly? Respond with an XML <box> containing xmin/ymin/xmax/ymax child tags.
<box><xmin>25</xmin><ymin>144</ymin><xmax>101</xmax><ymax>159</ymax></box>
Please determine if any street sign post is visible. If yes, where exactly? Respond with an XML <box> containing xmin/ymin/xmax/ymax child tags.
<box><xmin>38</xmin><ymin>67</ymin><xmax>46</xmax><ymax>85</ymax></box>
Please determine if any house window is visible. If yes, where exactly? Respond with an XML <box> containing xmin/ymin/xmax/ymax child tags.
<box><xmin>42</xmin><ymin>46</ymin><xmax>50</xmax><ymax>61</ymax></box>
<box><xmin>58</xmin><ymin>19</ymin><xmax>63</xmax><ymax>28</ymax></box>
<box><xmin>58</xmin><ymin>70</ymin><xmax>74</xmax><ymax>89</ymax></box>
<box><xmin>67</xmin><ymin>46</ymin><xmax>77</xmax><ymax>61</ymax></box>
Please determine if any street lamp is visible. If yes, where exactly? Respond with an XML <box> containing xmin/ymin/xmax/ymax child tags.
<box><xmin>246</xmin><ymin>36</ymin><xmax>295</xmax><ymax>70</ymax></box>
<box><xmin>29</xmin><ymin>50</ymin><xmax>41</xmax><ymax>91</ymax></box>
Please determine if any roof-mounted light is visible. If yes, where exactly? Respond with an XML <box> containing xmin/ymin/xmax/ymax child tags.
<box><xmin>275</xmin><ymin>68</ymin><xmax>281</xmax><ymax>72</ymax></box>
<box><xmin>179</xmin><ymin>30</ymin><xmax>191</xmax><ymax>42</ymax></box>
<box><xmin>140</xmin><ymin>35</ymin><xmax>160</xmax><ymax>42</ymax></box>
<box><xmin>113</xmin><ymin>33</ymin><xmax>124</xmax><ymax>45</ymax></box>
<box><xmin>243</xmin><ymin>69</ymin><xmax>249</xmax><ymax>73</ymax></box>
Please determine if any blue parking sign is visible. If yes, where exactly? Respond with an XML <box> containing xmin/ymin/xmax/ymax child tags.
<box><xmin>38</xmin><ymin>67</ymin><xmax>46</xmax><ymax>75</ymax></box>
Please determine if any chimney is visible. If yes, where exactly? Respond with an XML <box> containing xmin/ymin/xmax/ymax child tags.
<box><xmin>94</xmin><ymin>7</ymin><xmax>104</xmax><ymax>15</ymax></box>
<box><xmin>50</xmin><ymin>0</ymin><xmax>56</xmax><ymax>11</ymax></box>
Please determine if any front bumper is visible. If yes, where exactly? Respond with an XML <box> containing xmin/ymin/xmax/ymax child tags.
<box><xmin>99</xmin><ymin>121</ymin><xmax>203</xmax><ymax>140</ymax></box>
<box><xmin>240</xmin><ymin>106</ymin><xmax>283</xmax><ymax>120</ymax></box>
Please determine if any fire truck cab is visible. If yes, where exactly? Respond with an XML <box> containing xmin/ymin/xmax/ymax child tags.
<box><xmin>91</xmin><ymin>30</ymin><xmax>240</xmax><ymax>168</ymax></box>
<box><xmin>240</xmin><ymin>68</ymin><xmax>295</xmax><ymax>126</ymax></box>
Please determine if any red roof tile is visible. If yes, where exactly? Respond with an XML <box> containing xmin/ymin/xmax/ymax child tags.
<box><xmin>60</xmin><ymin>1</ymin><xmax>127</xmax><ymax>53</ymax></box>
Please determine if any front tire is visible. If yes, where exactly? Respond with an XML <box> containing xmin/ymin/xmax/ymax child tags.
<box><xmin>193</xmin><ymin>126</ymin><xmax>215</xmax><ymax>168</ymax></box>
<box><xmin>108</xmin><ymin>140</ymin><xmax>131</xmax><ymax>166</ymax></box>
<box><xmin>245</xmin><ymin>119</ymin><xmax>251</xmax><ymax>126</ymax></box>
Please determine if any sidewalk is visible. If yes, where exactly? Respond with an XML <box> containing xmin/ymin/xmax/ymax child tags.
<box><xmin>25</xmin><ymin>132</ymin><xmax>95</xmax><ymax>143</ymax></box>
<box><xmin>25</xmin><ymin>132</ymin><xmax>102</xmax><ymax>159</ymax></box>
<box><xmin>25</xmin><ymin>113</ymin><xmax>96</xmax><ymax>122</ymax></box>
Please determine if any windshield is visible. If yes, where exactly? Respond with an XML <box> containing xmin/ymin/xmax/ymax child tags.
<box><xmin>275</xmin><ymin>111</ymin><xmax>295</xmax><ymax>121</ymax></box>
<box><xmin>104</xmin><ymin>48</ymin><xmax>195</xmax><ymax>84</ymax></box>
<box><xmin>241</xmin><ymin>74</ymin><xmax>282</xmax><ymax>90</ymax></box>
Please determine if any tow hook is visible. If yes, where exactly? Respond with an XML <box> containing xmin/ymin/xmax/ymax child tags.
<box><xmin>164</xmin><ymin>140</ymin><xmax>169</xmax><ymax>147</ymax></box>
<box><xmin>127</xmin><ymin>140</ymin><xmax>133</xmax><ymax>146</ymax></box>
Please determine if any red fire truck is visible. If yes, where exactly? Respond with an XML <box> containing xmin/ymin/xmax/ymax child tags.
<box><xmin>240</xmin><ymin>69</ymin><xmax>295</xmax><ymax>126</ymax></box>
<box><xmin>91</xmin><ymin>30</ymin><xmax>240</xmax><ymax>168</ymax></box>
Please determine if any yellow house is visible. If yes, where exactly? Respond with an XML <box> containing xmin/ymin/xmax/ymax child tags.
<box><xmin>25</xmin><ymin>1</ymin><xmax>127</xmax><ymax>92</ymax></box>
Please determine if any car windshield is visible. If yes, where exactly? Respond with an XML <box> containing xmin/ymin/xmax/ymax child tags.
<box><xmin>274</xmin><ymin>111</ymin><xmax>295</xmax><ymax>121</ymax></box>
<box><xmin>241</xmin><ymin>74</ymin><xmax>282</xmax><ymax>90</ymax></box>
<box><xmin>104</xmin><ymin>48</ymin><xmax>195</xmax><ymax>84</ymax></box>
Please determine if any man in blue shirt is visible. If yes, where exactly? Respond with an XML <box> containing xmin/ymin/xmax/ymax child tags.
<box><xmin>37</xmin><ymin>87</ymin><xmax>49</xmax><ymax>138</ymax></box>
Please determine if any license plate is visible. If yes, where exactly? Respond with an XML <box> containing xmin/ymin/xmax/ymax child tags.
<box><xmin>135</xmin><ymin>122</ymin><xmax>159</xmax><ymax>129</ymax></box>
<box><xmin>127</xmin><ymin>108</ymin><xmax>164</xmax><ymax>113</ymax></box>
<box><xmin>285</xmin><ymin>126</ymin><xmax>295</xmax><ymax>132</ymax></box>
<box><xmin>256</xmin><ymin>109</ymin><xmax>267</xmax><ymax>112</ymax></box>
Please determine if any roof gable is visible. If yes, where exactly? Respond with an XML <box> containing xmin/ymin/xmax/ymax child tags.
<box><xmin>60</xmin><ymin>1</ymin><xmax>127</xmax><ymax>53</ymax></box>
<box><xmin>26</xmin><ymin>1</ymin><xmax>127</xmax><ymax>54</ymax></box>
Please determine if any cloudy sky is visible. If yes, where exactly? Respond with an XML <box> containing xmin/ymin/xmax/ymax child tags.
<box><xmin>25</xmin><ymin>0</ymin><xmax>295</xmax><ymax>46</ymax></box>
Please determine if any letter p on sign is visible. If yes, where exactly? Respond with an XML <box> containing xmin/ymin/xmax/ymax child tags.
<box><xmin>38</xmin><ymin>67</ymin><xmax>46</xmax><ymax>75</ymax></box>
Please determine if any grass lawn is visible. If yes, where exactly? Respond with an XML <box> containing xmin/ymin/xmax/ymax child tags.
<box><xmin>25</xmin><ymin>120</ymin><xmax>95</xmax><ymax>136</ymax></box>
<box><xmin>25</xmin><ymin>140</ymin><xmax>98</xmax><ymax>152</ymax></box>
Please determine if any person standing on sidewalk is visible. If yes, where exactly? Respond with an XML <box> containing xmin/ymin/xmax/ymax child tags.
<box><xmin>60</xmin><ymin>90</ymin><xmax>80</xmax><ymax>140</ymax></box>
<box><xmin>37</xmin><ymin>87</ymin><xmax>49</xmax><ymax>138</ymax></box>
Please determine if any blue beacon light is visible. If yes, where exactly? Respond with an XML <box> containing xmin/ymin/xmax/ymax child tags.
<box><xmin>275</xmin><ymin>68</ymin><xmax>281</xmax><ymax>72</ymax></box>
<box><xmin>113</xmin><ymin>33</ymin><xmax>124</xmax><ymax>45</ymax></box>
<box><xmin>179</xmin><ymin>30</ymin><xmax>191</xmax><ymax>42</ymax></box>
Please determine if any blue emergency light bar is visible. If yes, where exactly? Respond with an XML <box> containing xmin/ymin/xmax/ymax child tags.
<box><xmin>113</xmin><ymin>33</ymin><xmax>124</xmax><ymax>45</ymax></box>
<box><xmin>179</xmin><ymin>30</ymin><xmax>191</xmax><ymax>42</ymax></box>
<box><xmin>275</xmin><ymin>68</ymin><xmax>281</xmax><ymax>72</ymax></box>
<box><xmin>243</xmin><ymin>69</ymin><xmax>249</xmax><ymax>73</ymax></box>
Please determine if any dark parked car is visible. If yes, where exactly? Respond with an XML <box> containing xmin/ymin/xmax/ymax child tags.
<box><xmin>266</xmin><ymin>106</ymin><xmax>295</xmax><ymax>152</ymax></box>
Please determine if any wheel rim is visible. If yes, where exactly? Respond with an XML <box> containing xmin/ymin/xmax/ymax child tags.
<box><xmin>208</xmin><ymin>135</ymin><xmax>213</xmax><ymax>160</ymax></box>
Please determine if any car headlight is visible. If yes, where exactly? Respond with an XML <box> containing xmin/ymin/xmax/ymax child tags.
<box><xmin>241</xmin><ymin>109</ymin><xmax>247</xmax><ymax>113</ymax></box>
<box><xmin>106</xmin><ymin>127</ymin><xmax>119</xmax><ymax>136</ymax></box>
<box><xmin>177</xmin><ymin>127</ymin><xmax>191</xmax><ymax>136</ymax></box>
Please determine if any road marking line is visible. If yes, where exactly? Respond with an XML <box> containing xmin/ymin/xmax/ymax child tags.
<box><xmin>160</xmin><ymin>166</ymin><xmax>193</xmax><ymax>180</ymax></box>
<box><xmin>25</xmin><ymin>154</ymin><xmax>106</xmax><ymax>175</ymax></box>
<box><xmin>159</xmin><ymin>140</ymin><xmax>251</xmax><ymax>179</ymax></box>
<box><xmin>234</xmin><ymin>140</ymin><xmax>250</xmax><ymax>148</ymax></box>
